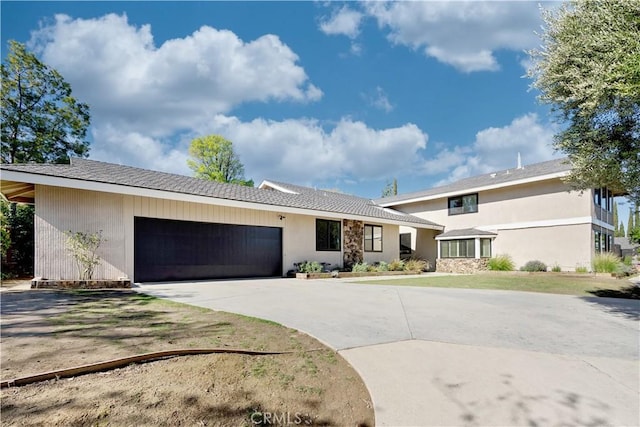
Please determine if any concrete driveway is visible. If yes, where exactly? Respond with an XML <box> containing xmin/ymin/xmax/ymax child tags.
<box><xmin>136</xmin><ymin>277</ymin><xmax>639</xmax><ymax>426</ymax></box>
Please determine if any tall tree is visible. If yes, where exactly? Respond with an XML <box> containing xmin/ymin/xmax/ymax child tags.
<box><xmin>619</xmin><ymin>222</ymin><xmax>625</xmax><ymax>239</ymax></box>
<box><xmin>528</xmin><ymin>1</ymin><xmax>640</xmax><ymax>204</ymax></box>
<box><xmin>1</xmin><ymin>40</ymin><xmax>91</xmax><ymax>163</ymax></box>
<box><xmin>628</xmin><ymin>207</ymin><xmax>635</xmax><ymax>238</ymax></box>
<box><xmin>187</xmin><ymin>135</ymin><xmax>253</xmax><ymax>187</ymax></box>
<box><xmin>381</xmin><ymin>178</ymin><xmax>398</xmax><ymax>198</ymax></box>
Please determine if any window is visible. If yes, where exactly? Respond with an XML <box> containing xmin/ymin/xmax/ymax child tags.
<box><xmin>594</xmin><ymin>230</ymin><xmax>601</xmax><ymax>252</ymax></box>
<box><xmin>594</xmin><ymin>188</ymin><xmax>601</xmax><ymax>206</ymax></box>
<box><xmin>448</xmin><ymin>193</ymin><xmax>478</xmax><ymax>215</ymax></box>
<box><xmin>400</xmin><ymin>233</ymin><xmax>412</xmax><ymax>255</ymax></box>
<box><xmin>440</xmin><ymin>239</ymin><xmax>475</xmax><ymax>258</ymax></box>
<box><xmin>364</xmin><ymin>225</ymin><xmax>383</xmax><ymax>252</ymax></box>
<box><xmin>316</xmin><ymin>219</ymin><xmax>341</xmax><ymax>251</ymax></box>
<box><xmin>480</xmin><ymin>238</ymin><xmax>491</xmax><ymax>258</ymax></box>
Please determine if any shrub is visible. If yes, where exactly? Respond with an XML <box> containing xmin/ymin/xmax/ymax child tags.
<box><xmin>376</xmin><ymin>261</ymin><xmax>389</xmax><ymax>272</ymax></box>
<box><xmin>592</xmin><ymin>252</ymin><xmax>622</xmax><ymax>273</ymax></box>
<box><xmin>521</xmin><ymin>260</ymin><xmax>548</xmax><ymax>272</ymax></box>
<box><xmin>388</xmin><ymin>259</ymin><xmax>405</xmax><ymax>271</ymax></box>
<box><xmin>487</xmin><ymin>254</ymin><xmax>514</xmax><ymax>271</ymax></box>
<box><xmin>404</xmin><ymin>258</ymin><xmax>429</xmax><ymax>272</ymax></box>
<box><xmin>65</xmin><ymin>230</ymin><xmax>106</xmax><ymax>280</ymax></box>
<box><xmin>623</xmin><ymin>255</ymin><xmax>632</xmax><ymax>266</ymax></box>
<box><xmin>352</xmin><ymin>262</ymin><xmax>369</xmax><ymax>273</ymax></box>
<box><xmin>614</xmin><ymin>263</ymin><xmax>637</xmax><ymax>278</ymax></box>
<box><xmin>298</xmin><ymin>261</ymin><xmax>322</xmax><ymax>273</ymax></box>
<box><xmin>575</xmin><ymin>266</ymin><xmax>589</xmax><ymax>273</ymax></box>
<box><xmin>551</xmin><ymin>264</ymin><xmax>562</xmax><ymax>272</ymax></box>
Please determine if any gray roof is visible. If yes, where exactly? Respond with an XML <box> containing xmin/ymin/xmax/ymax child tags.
<box><xmin>435</xmin><ymin>228</ymin><xmax>497</xmax><ymax>239</ymax></box>
<box><xmin>0</xmin><ymin>158</ymin><xmax>442</xmax><ymax>228</ymax></box>
<box><xmin>614</xmin><ymin>237</ymin><xmax>640</xmax><ymax>250</ymax></box>
<box><xmin>377</xmin><ymin>157</ymin><xmax>571</xmax><ymax>206</ymax></box>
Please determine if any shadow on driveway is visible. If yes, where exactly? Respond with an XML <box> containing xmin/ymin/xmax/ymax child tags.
<box><xmin>580</xmin><ymin>286</ymin><xmax>640</xmax><ymax>321</ymax></box>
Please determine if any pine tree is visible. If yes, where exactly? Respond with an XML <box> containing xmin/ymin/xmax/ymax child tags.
<box><xmin>619</xmin><ymin>222</ymin><xmax>625</xmax><ymax>238</ymax></box>
<box><xmin>628</xmin><ymin>207</ymin><xmax>635</xmax><ymax>238</ymax></box>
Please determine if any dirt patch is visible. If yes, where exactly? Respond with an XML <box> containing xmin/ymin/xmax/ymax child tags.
<box><xmin>1</xmin><ymin>290</ymin><xmax>374</xmax><ymax>426</ymax></box>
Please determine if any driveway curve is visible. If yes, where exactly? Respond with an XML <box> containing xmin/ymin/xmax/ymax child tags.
<box><xmin>136</xmin><ymin>277</ymin><xmax>639</xmax><ymax>426</ymax></box>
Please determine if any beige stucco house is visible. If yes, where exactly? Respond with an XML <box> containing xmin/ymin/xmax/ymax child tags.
<box><xmin>0</xmin><ymin>158</ymin><xmax>442</xmax><ymax>282</ymax></box>
<box><xmin>0</xmin><ymin>157</ymin><xmax>617</xmax><ymax>280</ymax></box>
<box><xmin>377</xmin><ymin>158</ymin><xmax>616</xmax><ymax>272</ymax></box>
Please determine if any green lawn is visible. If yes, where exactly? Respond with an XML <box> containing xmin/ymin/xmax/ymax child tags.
<box><xmin>360</xmin><ymin>273</ymin><xmax>640</xmax><ymax>298</ymax></box>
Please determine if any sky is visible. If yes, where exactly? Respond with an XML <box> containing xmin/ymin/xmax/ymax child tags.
<box><xmin>1</xmin><ymin>0</ymin><xmax>632</xmax><ymax>220</ymax></box>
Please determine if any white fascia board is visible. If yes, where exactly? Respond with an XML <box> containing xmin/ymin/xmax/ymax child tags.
<box><xmin>258</xmin><ymin>180</ymin><xmax>299</xmax><ymax>194</ymax></box>
<box><xmin>435</xmin><ymin>234</ymin><xmax>495</xmax><ymax>240</ymax></box>
<box><xmin>3</xmin><ymin>170</ymin><xmax>441</xmax><ymax>230</ymax></box>
<box><xmin>475</xmin><ymin>216</ymin><xmax>615</xmax><ymax>232</ymax></box>
<box><xmin>378</xmin><ymin>171</ymin><xmax>571</xmax><ymax>207</ymax></box>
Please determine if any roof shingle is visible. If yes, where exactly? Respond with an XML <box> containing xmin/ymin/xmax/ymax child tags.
<box><xmin>0</xmin><ymin>158</ymin><xmax>442</xmax><ymax>228</ymax></box>
<box><xmin>377</xmin><ymin>158</ymin><xmax>571</xmax><ymax>206</ymax></box>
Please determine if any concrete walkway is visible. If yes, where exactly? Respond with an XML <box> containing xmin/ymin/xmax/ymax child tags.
<box><xmin>136</xmin><ymin>278</ymin><xmax>640</xmax><ymax>426</ymax></box>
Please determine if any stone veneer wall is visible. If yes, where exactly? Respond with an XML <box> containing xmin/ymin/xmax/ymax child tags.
<box><xmin>436</xmin><ymin>258</ymin><xmax>489</xmax><ymax>274</ymax></box>
<box><xmin>343</xmin><ymin>219</ymin><xmax>364</xmax><ymax>269</ymax></box>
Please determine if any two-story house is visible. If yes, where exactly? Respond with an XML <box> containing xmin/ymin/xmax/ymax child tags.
<box><xmin>377</xmin><ymin>158</ymin><xmax>616</xmax><ymax>272</ymax></box>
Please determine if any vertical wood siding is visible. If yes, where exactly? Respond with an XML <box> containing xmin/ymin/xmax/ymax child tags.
<box><xmin>35</xmin><ymin>185</ymin><xmax>126</xmax><ymax>279</ymax></box>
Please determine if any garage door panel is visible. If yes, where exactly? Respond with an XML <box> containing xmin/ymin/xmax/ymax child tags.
<box><xmin>134</xmin><ymin>217</ymin><xmax>282</xmax><ymax>282</ymax></box>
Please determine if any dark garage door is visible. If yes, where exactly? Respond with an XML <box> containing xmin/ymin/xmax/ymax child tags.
<box><xmin>134</xmin><ymin>217</ymin><xmax>282</xmax><ymax>282</ymax></box>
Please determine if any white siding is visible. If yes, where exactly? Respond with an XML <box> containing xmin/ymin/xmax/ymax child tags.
<box><xmin>35</xmin><ymin>185</ymin><xmax>127</xmax><ymax>279</ymax></box>
<box><xmin>34</xmin><ymin>186</ymin><xmax>406</xmax><ymax>279</ymax></box>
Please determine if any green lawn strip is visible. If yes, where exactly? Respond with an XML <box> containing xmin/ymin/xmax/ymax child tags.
<box><xmin>358</xmin><ymin>274</ymin><xmax>639</xmax><ymax>297</ymax></box>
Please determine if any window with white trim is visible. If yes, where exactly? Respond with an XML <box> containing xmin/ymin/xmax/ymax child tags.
<box><xmin>364</xmin><ymin>224</ymin><xmax>383</xmax><ymax>252</ymax></box>
<box><xmin>440</xmin><ymin>239</ymin><xmax>475</xmax><ymax>258</ymax></box>
<box><xmin>448</xmin><ymin>193</ymin><xmax>478</xmax><ymax>215</ymax></box>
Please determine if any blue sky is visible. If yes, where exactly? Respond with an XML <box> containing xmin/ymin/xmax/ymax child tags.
<box><xmin>1</xmin><ymin>1</ymin><xmax>577</xmax><ymax>199</ymax></box>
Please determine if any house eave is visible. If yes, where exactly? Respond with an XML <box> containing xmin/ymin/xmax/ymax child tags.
<box><xmin>0</xmin><ymin>169</ymin><xmax>442</xmax><ymax>230</ymax></box>
<box><xmin>378</xmin><ymin>171</ymin><xmax>571</xmax><ymax>207</ymax></box>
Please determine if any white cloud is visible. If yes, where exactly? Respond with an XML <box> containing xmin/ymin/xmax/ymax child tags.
<box><xmin>208</xmin><ymin>116</ymin><xmax>427</xmax><ymax>183</ymax></box>
<box><xmin>423</xmin><ymin>113</ymin><xmax>560</xmax><ymax>184</ymax></box>
<box><xmin>89</xmin><ymin>116</ymin><xmax>428</xmax><ymax>184</ymax></box>
<box><xmin>319</xmin><ymin>6</ymin><xmax>364</xmax><ymax>39</ymax></box>
<box><xmin>334</xmin><ymin>1</ymin><xmax>543</xmax><ymax>73</ymax></box>
<box><xmin>364</xmin><ymin>86</ymin><xmax>394</xmax><ymax>113</ymax></box>
<box><xmin>29</xmin><ymin>13</ymin><xmax>322</xmax><ymax>136</ymax></box>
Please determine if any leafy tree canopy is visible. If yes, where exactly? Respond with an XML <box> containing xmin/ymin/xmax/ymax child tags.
<box><xmin>1</xmin><ymin>41</ymin><xmax>91</xmax><ymax>164</ymax></box>
<box><xmin>528</xmin><ymin>0</ymin><xmax>640</xmax><ymax>204</ymax></box>
<box><xmin>381</xmin><ymin>178</ymin><xmax>398</xmax><ymax>198</ymax></box>
<box><xmin>187</xmin><ymin>135</ymin><xmax>253</xmax><ymax>187</ymax></box>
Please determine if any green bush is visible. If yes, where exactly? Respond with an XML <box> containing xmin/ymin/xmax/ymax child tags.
<box><xmin>388</xmin><ymin>259</ymin><xmax>405</xmax><ymax>271</ymax></box>
<box><xmin>487</xmin><ymin>254</ymin><xmax>514</xmax><ymax>271</ymax></box>
<box><xmin>575</xmin><ymin>266</ymin><xmax>589</xmax><ymax>273</ymax></box>
<box><xmin>592</xmin><ymin>252</ymin><xmax>622</xmax><ymax>273</ymax></box>
<box><xmin>520</xmin><ymin>260</ymin><xmax>548</xmax><ymax>272</ymax></box>
<box><xmin>404</xmin><ymin>258</ymin><xmax>429</xmax><ymax>272</ymax></box>
<box><xmin>614</xmin><ymin>263</ymin><xmax>636</xmax><ymax>278</ymax></box>
<box><xmin>352</xmin><ymin>262</ymin><xmax>369</xmax><ymax>273</ymax></box>
<box><xmin>376</xmin><ymin>261</ymin><xmax>389</xmax><ymax>272</ymax></box>
<box><xmin>623</xmin><ymin>255</ymin><xmax>632</xmax><ymax>266</ymax></box>
<box><xmin>551</xmin><ymin>264</ymin><xmax>562</xmax><ymax>272</ymax></box>
<box><xmin>298</xmin><ymin>261</ymin><xmax>323</xmax><ymax>273</ymax></box>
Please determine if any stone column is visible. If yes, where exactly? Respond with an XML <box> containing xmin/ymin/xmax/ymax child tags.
<box><xmin>343</xmin><ymin>219</ymin><xmax>364</xmax><ymax>269</ymax></box>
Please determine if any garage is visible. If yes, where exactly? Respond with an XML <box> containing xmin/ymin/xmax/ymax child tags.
<box><xmin>134</xmin><ymin>217</ymin><xmax>282</xmax><ymax>282</ymax></box>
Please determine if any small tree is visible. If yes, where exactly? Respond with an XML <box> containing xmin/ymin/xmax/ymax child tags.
<box><xmin>65</xmin><ymin>230</ymin><xmax>105</xmax><ymax>280</ymax></box>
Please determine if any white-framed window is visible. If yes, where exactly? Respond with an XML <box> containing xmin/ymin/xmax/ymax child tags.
<box><xmin>364</xmin><ymin>224</ymin><xmax>383</xmax><ymax>252</ymax></box>
<box><xmin>448</xmin><ymin>193</ymin><xmax>478</xmax><ymax>215</ymax></box>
